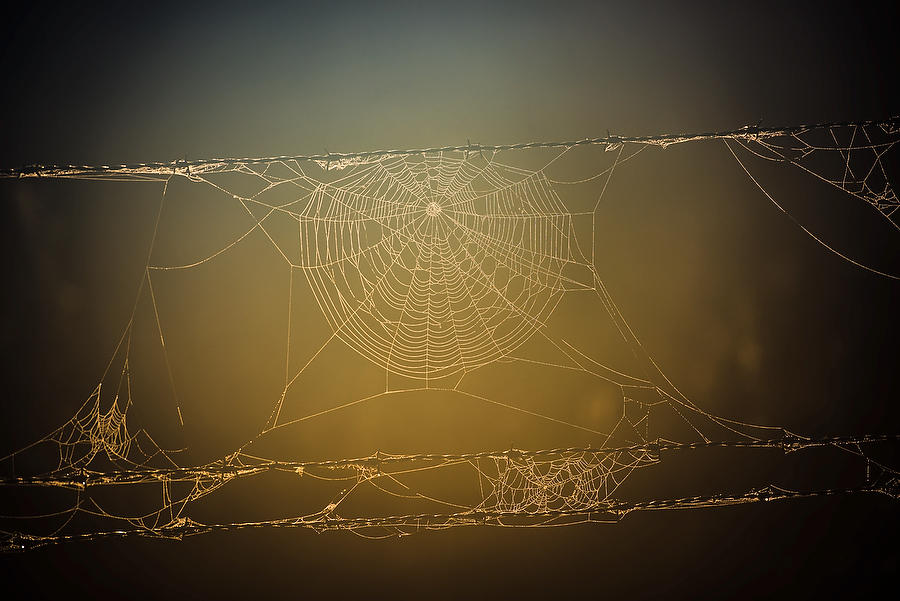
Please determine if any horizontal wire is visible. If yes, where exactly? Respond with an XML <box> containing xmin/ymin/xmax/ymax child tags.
<box><xmin>2</xmin><ymin>434</ymin><xmax>896</xmax><ymax>489</ymax></box>
<box><xmin>1</xmin><ymin>117</ymin><xmax>896</xmax><ymax>180</ymax></box>
<box><xmin>3</xmin><ymin>483</ymin><xmax>893</xmax><ymax>552</ymax></box>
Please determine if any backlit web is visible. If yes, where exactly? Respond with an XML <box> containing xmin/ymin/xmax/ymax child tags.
<box><xmin>291</xmin><ymin>153</ymin><xmax>576</xmax><ymax>383</ymax></box>
<box><xmin>1</xmin><ymin>119</ymin><xmax>898</xmax><ymax>550</ymax></box>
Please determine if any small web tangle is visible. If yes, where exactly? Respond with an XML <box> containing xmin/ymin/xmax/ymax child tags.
<box><xmin>1</xmin><ymin>118</ymin><xmax>898</xmax><ymax>550</ymax></box>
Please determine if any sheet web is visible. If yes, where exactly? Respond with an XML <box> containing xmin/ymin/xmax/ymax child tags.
<box><xmin>1</xmin><ymin>119</ymin><xmax>899</xmax><ymax>550</ymax></box>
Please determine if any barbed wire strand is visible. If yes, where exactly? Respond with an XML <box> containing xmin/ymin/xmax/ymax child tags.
<box><xmin>1</xmin><ymin>117</ymin><xmax>896</xmax><ymax>180</ymax></box>
<box><xmin>4</xmin><ymin>483</ymin><xmax>895</xmax><ymax>553</ymax></box>
<box><xmin>2</xmin><ymin>434</ymin><xmax>896</xmax><ymax>489</ymax></box>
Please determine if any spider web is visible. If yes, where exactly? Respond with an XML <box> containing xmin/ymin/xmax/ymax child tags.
<box><xmin>289</xmin><ymin>153</ymin><xmax>577</xmax><ymax>383</ymax></box>
<box><xmin>1</xmin><ymin>119</ymin><xmax>898</xmax><ymax>550</ymax></box>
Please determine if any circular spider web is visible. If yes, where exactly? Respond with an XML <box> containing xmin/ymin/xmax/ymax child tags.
<box><xmin>298</xmin><ymin>153</ymin><xmax>580</xmax><ymax>380</ymax></box>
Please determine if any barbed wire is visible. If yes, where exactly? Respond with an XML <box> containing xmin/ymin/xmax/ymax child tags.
<box><xmin>3</xmin><ymin>434</ymin><xmax>896</xmax><ymax>489</ymax></box>
<box><xmin>4</xmin><ymin>482</ymin><xmax>896</xmax><ymax>553</ymax></box>
<box><xmin>1</xmin><ymin>117</ymin><xmax>896</xmax><ymax>180</ymax></box>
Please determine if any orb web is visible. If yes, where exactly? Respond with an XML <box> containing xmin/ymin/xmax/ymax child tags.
<box><xmin>297</xmin><ymin>153</ymin><xmax>580</xmax><ymax>380</ymax></box>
